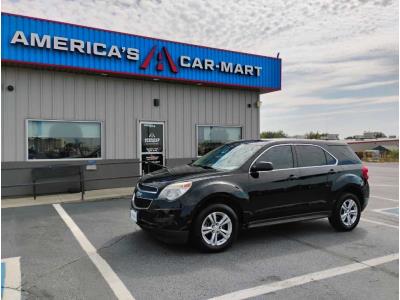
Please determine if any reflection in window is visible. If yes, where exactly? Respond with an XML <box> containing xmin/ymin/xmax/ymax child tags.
<box><xmin>27</xmin><ymin>120</ymin><xmax>101</xmax><ymax>160</ymax></box>
<box><xmin>296</xmin><ymin>145</ymin><xmax>327</xmax><ymax>167</ymax></box>
<box><xmin>197</xmin><ymin>126</ymin><xmax>242</xmax><ymax>156</ymax></box>
<box><xmin>257</xmin><ymin>146</ymin><xmax>294</xmax><ymax>169</ymax></box>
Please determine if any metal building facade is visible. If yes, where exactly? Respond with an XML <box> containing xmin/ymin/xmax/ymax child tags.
<box><xmin>1</xmin><ymin>13</ymin><xmax>281</xmax><ymax>197</ymax></box>
<box><xmin>2</xmin><ymin>66</ymin><xmax>260</xmax><ymax>195</ymax></box>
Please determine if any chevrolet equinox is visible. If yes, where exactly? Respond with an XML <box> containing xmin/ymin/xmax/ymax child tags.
<box><xmin>130</xmin><ymin>140</ymin><xmax>369</xmax><ymax>252</ymax></box>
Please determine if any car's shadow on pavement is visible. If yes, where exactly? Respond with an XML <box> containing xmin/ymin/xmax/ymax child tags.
<box><xmin>96</xmin><ymin>218</ymin><xmax>369</xmax><ymax>280</ymax></box>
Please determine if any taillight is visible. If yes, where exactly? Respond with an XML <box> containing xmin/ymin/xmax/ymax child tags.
<box><xmin>362</xmin><ymin>165</ymin><xmax>369</xmax><ymax>181</ymax></box>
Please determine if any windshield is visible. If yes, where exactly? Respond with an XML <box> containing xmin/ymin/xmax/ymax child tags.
<box><xmin>192</xmin><ymin>142</ymin><xmax>264</xmax><ymax>171</ymax></box>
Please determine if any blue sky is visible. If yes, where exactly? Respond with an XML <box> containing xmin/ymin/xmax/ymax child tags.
<box><xmin>3</xmin><ymin>0</ymin><xmax>398</xmax><ymax>138</ymax></box>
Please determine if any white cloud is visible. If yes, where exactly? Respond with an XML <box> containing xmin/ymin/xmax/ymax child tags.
<box><xmin>2</xmin><ymin>0</ymin><xmax>398</xmax><ymax>137</ymax></box>
<box><xmin>339</xmin><ymin>80</ymin><xmax>398</xmax><ymax>91</ymax></box>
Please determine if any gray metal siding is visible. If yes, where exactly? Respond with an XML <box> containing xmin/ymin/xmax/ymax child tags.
<box><xmin>2</xmin><ymin>66</ymin><xmax>260</xmax><ymax>162</ymax></box>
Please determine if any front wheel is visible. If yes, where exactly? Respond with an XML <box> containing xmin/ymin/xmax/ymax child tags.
<box><xmin>329</xmin><ymin>193</ymin><xmax>361</xmax><ymax>231</ymax></box>
<box><xmin>192</xmin><ymin>204</ymin><xmax>238</xmax><ymax>252</ymax></box>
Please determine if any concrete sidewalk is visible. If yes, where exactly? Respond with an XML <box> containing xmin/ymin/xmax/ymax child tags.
<box><xmin>2</xmin><ymin>187</ymin><xmax>133</xmax><ymax>208</ymax></box>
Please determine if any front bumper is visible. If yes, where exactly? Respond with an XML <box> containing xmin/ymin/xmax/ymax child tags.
<box><xmin>131</xmin><ymin>201</ymin><xmax>191</xmax><ymax>244</ymax></box>
<box><xmin>139</xmin><ymin>223</ymin><xmax>189</xmax><ymax>244</ymax></box>
<box><xmin>130</xmin><ymin>183</ymin><xmax>196</xmax><ymax>244</ymax></box>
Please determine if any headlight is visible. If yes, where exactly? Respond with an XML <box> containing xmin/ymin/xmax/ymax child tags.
<box><xmin>158</xmin><ymin>181</ymin><xmax>192</xmax><ymax>201</ymax></box>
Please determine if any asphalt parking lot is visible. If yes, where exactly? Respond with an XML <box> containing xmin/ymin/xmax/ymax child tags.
<box><xmin>2</xmin><ymin>162</ymin><xmax>399</xmax><ymax>299</ymax></box>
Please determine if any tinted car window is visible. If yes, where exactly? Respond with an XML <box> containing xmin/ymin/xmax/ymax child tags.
<box><xmin>296</xmin><ymin>145</ymin><xmax>327</xmax><ymax>167</ymax></box>
<box><xmin>325</xmin><ymin>151</ymin><xmax>337</xmax><ymax>165</ymax></box>
<box><xmin>256</xmin><ymin>145</ymin><xmax>294</xmax><ymax>169</ymax></box>
<box><xmin>327</xmin><ymin>145</ymin><xmax>362</xmax><ymax>165</ymax></box>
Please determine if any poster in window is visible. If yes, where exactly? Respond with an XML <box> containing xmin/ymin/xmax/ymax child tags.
<box><xmin>141</xmin><ymin>123</ymin><xmax>163</xmax><ymax>153</ymax></box>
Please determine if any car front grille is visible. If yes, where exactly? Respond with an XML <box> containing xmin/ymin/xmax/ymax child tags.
<box><xmin>134</xmin><ymin>197</ymin><xmax>152</xmax><ymax>209</ymax></box>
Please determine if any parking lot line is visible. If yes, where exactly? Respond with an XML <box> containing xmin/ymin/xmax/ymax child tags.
<box><xmin>372</xmin><ymin>207</ymin><xmax>399</xmax><ymax>217</ymax></box>
<box><xmin>370</xmin><ymin>195</ymin><xmax>399</xmax><ymax>203</ymax></box>
<box><xmin>362</xmin><ymin>218</ymin><xmax>399</xmax><ymax>229</ymax></box>
<box><xmin>370</xmin><ymin>184</ymin><xmax>399</xmax><ymax>187</ymax></box>
<box><xmin>53</xmin><ymin>204</ymin><xmax>135</xmax><ymax>300</ymax></box>
<box><xmin>208</xmin><ymin>253</ymin><xmax>399</xmax><ymax>300</ymax></box>
<box><xmin>1</xmin><ymin>257</ymin><xmax>21</xmax><ymax>300</ymax></box>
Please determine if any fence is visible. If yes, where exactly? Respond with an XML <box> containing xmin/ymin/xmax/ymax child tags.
<box><xmin>1</xmin><ymin>161</ymin><xmax>165</xmax><ymax>200</ymax></box>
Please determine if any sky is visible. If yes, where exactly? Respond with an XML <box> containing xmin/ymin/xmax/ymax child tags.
<box><xmin>2</xmin><ymin>0</ymin><xmax>399</xmax><ymax>138</ymax></box>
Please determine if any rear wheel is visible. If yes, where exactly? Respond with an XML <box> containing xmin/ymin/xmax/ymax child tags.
<box><xmin>192</xmin><ymin>204</ymin><xmax>238</xmax><ymax>252</ymax></box>
<box><xmin>329</xmin><ymin>193</ymin><xmax>361</xmax><ymax>231</ymax></box>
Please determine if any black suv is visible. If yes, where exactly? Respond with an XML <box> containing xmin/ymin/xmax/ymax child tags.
<box><xmin>130</xmin><ymin>140</ymin><xmax>369</xmax><ymax>252</ymax></box>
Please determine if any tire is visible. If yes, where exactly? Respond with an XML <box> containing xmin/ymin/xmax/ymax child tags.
<box><xmin>329</xmin><ymin>193</ymin><xmax>361</xmax><ymax>231</ymax></box>
<box><xmin>192</xmin><ymin>203</ymin><xmax>238</xmax><ymax>252</ymax></box>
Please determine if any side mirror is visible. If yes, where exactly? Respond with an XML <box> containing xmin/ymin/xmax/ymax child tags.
<box><xmin>251</xmin><ymin>161</ymin><xmax>274</xmax><ymax>173</ymax></box>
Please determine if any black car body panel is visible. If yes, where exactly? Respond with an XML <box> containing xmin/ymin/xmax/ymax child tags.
<box><xmin>131</xmin><ymin>139</ymin><xmax>369</xmax><ymax>244</ymax></box>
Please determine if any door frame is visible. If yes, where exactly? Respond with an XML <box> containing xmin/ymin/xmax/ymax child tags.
<box><xmin>138</xmin><ymin>120</ymin><xmax>165</xmax><ymax>175</ymax></box>
<box><xmin>248</xmin><ymin>144</ymin><xmax>303</xmax><ymax>220</ymax></box>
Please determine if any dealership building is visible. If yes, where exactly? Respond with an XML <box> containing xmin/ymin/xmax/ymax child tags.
<box><xmin>1</xmin><ymin>13</ymin><xmax>281</xmax><ymax>197</ymax></box>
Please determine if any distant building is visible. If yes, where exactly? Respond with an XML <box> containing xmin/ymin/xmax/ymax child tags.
<box><xmin>291</xmin><ymin>135</ymin><xmax>306</xmax><ymax>139</ymax></box>
<box><xmin>348</xmin><ymin>132</ymin><xmax>391</xmax><ymax>140</ymax></box>
<box><xmin>363</xmin><ymin>131</ymin><xmax>386</xmax><ymax>139</ymax></box>
<box><xmin>373</xmin><ymin>145</ymin><xmax>399</xmax><ymax>155</ymax></box>
<box><xmin>347</xmin><ymin>139</ymin><xmax>399</xmax><ymax>154</ymax></box>
<box><xmin>363</xmin><ymin>132</ymin><xmax>376</xmax><ymax>139</ymax></box>
<box><xmin>321</xmin><ymin>134</ymin><xmax>339</xmax><ymax>140</ymax></box>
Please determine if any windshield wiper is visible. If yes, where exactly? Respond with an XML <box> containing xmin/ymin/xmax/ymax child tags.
<box><xmin>197</xmin><ymin>165</ymin><xmax>214</xmax><ymax>170</ymax></box>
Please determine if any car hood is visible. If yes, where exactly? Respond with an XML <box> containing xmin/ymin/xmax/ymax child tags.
<box><xmin>139</xmin><ymin>164</ymin><xmax>220</xmax><ymax>189</ymax></box>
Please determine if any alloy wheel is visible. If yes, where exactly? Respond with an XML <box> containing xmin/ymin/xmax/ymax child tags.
<box><xmin>340</xmin><ymin>199</ymin><xmax>358</xmax><ymax>227</ymax></box>
<box><xmin>201</xmin><ymin>211</ymin><xmax>232</xmax><ymax>246</ymax></box>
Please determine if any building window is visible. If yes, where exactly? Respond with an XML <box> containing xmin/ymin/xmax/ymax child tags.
<box><xmin>27</xmin><ymin>120</ymin><xmax>102</xmax><ymax>160</ymax></box>
<box><xmin>197</xmin><ymin>125</ymin><xmax>242</xmax><ymax>156</ymax></box>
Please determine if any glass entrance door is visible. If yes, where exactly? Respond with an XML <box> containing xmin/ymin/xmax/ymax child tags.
<box><xmin>139</xmin><ymin>121</ymin><xmax>165</xmax><ymax>174</ymax></box>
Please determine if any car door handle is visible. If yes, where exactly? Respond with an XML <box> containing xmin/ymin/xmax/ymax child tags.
<box><xmin>288</xmin><ymin>174</ymin><xmax>298</xmax><ymax>180</ymax></box>
<box><xmin>328</xmin><ymin>169</ymin><xmax>336</xmax><ymax>174</ymax></box>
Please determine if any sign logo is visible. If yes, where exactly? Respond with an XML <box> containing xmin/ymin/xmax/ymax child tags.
<box><xmin>140</xmin><ymin>46</ymin><xmax>178</xmax><ymax>73</ymax></box>
<box><xmin>9</xmin><ymin>31</ymin><xmax>262</xmax><ymax>77</ymax></box>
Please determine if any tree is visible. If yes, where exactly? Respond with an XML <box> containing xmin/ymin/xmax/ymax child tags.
<box><xmin>305</xmin><ymin>131</ymin><xmax>328</xmax><ymax>140</ymax></box>
<box><xmin>260</xmin><ymin>130</ymin><xmax>288</xmax><ymax>139</ymax></box>
<box><xmin>374</xmin><ymin>132</ymin><xmax>387</xmax><ymax>138</ymax></box>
